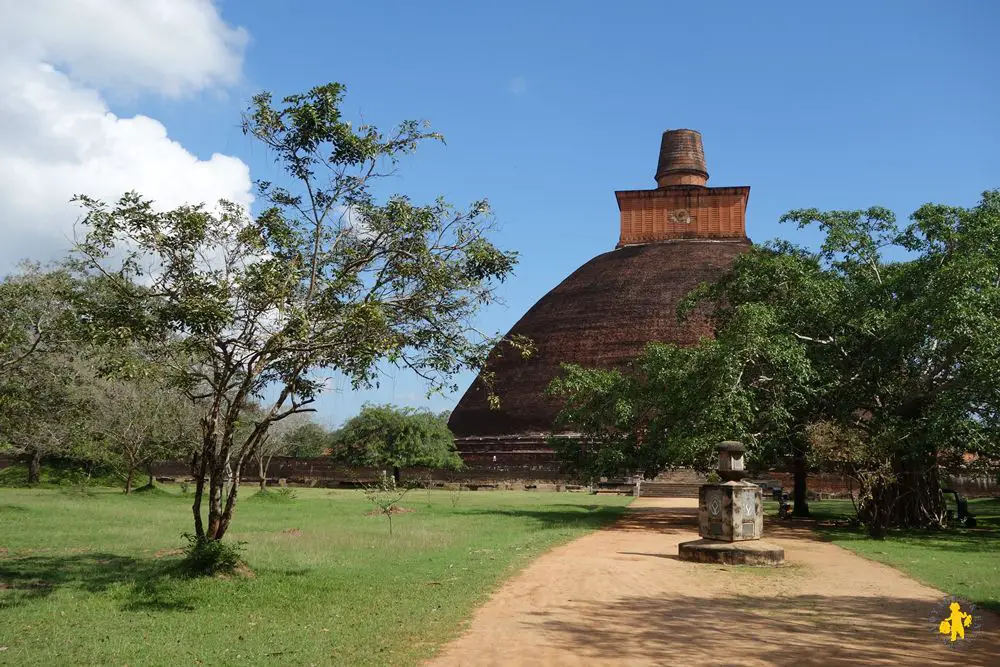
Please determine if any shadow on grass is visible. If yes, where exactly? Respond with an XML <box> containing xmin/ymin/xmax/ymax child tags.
<box><xmin>0</xmin><ymin>504</ymin><xmax>29</xmax><ymax>513</ymax></box>
<box><xmin>0</xmin><ymin>552</ymin><xmax>198</xmax><ymax>612</ymax></box>
<box><xmin>529</xmin><ymin>593</ymin><xmax>998</xmax><ymax>666</ymax></box>
<box><xmin>458</xmin><ymin>504</ymin><xmax>629</xmax><ymax>531</ymax></box>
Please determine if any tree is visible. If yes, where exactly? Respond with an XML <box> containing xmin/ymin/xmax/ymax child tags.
<box><xmin>0</xmin><ymin>265</ymin><xmax>77</xmax><ymax>374</ymax></box>
<box><xmin>71</xmin><ymin>83</ymin><xmax>522</xmax><ymax>544</ymax></box>
<box><xmin>283</xmin><ymin>421</ymin><xmax>332</xmax><ymax>458</ymax></box>
<box><xmin>243</xmin><ymin>410</ymin><xmax>324</xmax><ymax>491</ymax></box>
<box><xmin>333</xmin><ymin>404</ymin><xmax>462</xmax><ymax>483</ymax></box>
<box><xmin>0</xmin><ymin>267</ymin><xmax>87</xmax><ymax>484</ymax></box>
<box><xmin>363</xmin><ymin>470</ymin><xmax>411</xmax><ymax>536</ymax></box>
<box><xmin>89</xmin><ymin>372</ymin><xmax>200</xmax><ymax>494</ymax></box>
<box><xmin>551</xmin><ymin>191</ymin><xmax>1000</xmax><ymax>537</ymax></box>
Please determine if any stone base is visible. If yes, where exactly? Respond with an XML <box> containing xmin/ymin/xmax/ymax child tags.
<box><xmin>678</xmin><ymin>538</ymin><xmax>785</xmax><ymax>566</ymax></box>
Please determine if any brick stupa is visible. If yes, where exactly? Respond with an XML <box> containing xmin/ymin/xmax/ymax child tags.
<box><xmin>448</xmin><ymin>131</ymin><xmax>752</xmax><ymax>477</ymax></box>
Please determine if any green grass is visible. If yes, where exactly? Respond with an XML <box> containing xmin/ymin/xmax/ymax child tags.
<box><xmin>0</xmin><ymin>486</ymin><xmax>631</xmax><ymax>666</ymax></box>
<box><xmin>765</xmin><ymin>497</ymin><xmax>1000</xmax><ymax>613</ymax></box>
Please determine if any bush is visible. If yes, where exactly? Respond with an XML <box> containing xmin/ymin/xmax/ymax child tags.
<box><xmin>249</xmin><ymin>487</ymin><xmax>297</xmax><ymax>502</ymax></box>
<box><xmin>180</xmin><ymin>533</ymin><xmax>246</xmax><ymax>576</ymax></box>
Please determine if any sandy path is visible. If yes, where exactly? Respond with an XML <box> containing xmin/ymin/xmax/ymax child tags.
<box><xmin>428</xmin><ymin>498</ymin><xmax>997</xmax><ymax>667</ymax></box>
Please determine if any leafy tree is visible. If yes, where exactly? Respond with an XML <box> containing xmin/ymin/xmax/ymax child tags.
<box><xmin>0</xmin><ymin>265</ymin><xmax>77</xmax><ymax>374</ymax></box>
<box><xmin>283</xmin><ymin>421</ymin><xmax>332</xmax><ymax>458</ymax></box>
<box><xmin>0</xmin><ymin>353</ymin><xmax>93</xmax><ymax>485</ymax></box>
<box><xmin>334</xmin><ymin>404</ymin><xmax>462</xmax><ymax>483</ymax></box>
<box><xmin>0</xmin><ymin>267</ymin><xmax>88</xmax><ymax>484</ymax></box>
<box><xmin>70</xmin><ymin>83</ymin><xmax>521</xmax><ymax>544</ymax></box>
<box><xmin>551</xmin><ymin>191</ymin><xmax>1000</xmax><ymax>537</ymax></box>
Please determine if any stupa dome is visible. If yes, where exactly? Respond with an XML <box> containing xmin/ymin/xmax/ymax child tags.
<box><xmin>449</xmin><ymin>131</ymin><xmax>751</xmax><ymax>444</ymax></box>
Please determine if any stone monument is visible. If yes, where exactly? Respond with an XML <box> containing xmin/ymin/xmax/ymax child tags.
<box><xmin>678</xmin><ymin>441</ymin><xmax>784</xmax><ymax>566</ymax></box>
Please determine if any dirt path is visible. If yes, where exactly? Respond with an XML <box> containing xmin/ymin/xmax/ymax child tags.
<box><xmin>429</xmin><ymin>498</ymin><xmax>997</xmax><ymax>666</ymax></box>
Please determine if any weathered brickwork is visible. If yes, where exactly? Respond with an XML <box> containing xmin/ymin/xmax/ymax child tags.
<box><xmin>449</xmin><ymin>129</ymin><xmax>750</xmax><ymax>440</ymax></box>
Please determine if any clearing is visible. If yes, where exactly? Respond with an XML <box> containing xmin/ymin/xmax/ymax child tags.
<box><xmin>430</xmin><ymin>497</ymin><xmax>999</xmax><ymax>666</ymax></box>
<box><xmin>0</xmin><ymin>487</ymin><xmax>629</xmax><ymax>665</ymax></box>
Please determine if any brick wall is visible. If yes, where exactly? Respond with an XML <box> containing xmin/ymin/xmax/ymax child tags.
<box><xmin>616</xmin><ymin>186</ymin><xmax>749</xmax><ymax>246</ymax></box>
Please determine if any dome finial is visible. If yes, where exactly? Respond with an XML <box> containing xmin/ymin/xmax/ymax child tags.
<box><xmin>655</xmin><ymin>129</ymin><xmax>709</xmax><ymax>187</ymax></box>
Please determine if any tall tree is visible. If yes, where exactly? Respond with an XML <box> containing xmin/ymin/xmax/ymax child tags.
<box><xmin>334</xmin><ymin>404</ymin><xmax>462</xmax><ymax>483</ymax></box>
<box><xmin>71</xmin><ymin>83</ymin><xmax>523</xmax><ymax>543</ymax></box>
<box><xmin>551</xmin><ymin>191</ymin><xmax>1000</xmax><ymax>536</ymax></box>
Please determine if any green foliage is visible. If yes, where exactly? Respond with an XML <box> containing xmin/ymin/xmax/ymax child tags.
<box><xmin>248</xmin><ymin>487</ymin><xmax>298</xmax><ymax>502</ymax></box>
<box><xmin>550</xmin><ymin>191</ymin><xmax>1000</xmax><ymax>534</ymax></box>
<box><xmin>334</xmin><ymin>403</ymin><xmax>462</xmax><ymax>475</ymax></box>
<box><xmin>283</xmin><ymin>422</ymin><xmax>333</xmax><ymax>458</ymax></box>
<box><xmin>0</xmin><ymin>268</ymin><xmax>94</xmax><ymax>474</ymax></box>
<box><xmin>180</xmin><ymin>532</ymin><xmax>246</xmax><ymax>576</ymax></box>
<box><xmin>68</xmin><ymin>82</ymin><xmax>523</xmax><ymax>540</ymax></box>
<box><xmin>0</xmin><ymin>460</ymin><xmax>121</xmax><ymax>488</ymax></box>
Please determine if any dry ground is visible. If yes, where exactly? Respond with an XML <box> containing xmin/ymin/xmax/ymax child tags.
<box><xmin>428</xmin><ymin>498</ymin><xmax>998</xmax><ymax>667</ymax></box>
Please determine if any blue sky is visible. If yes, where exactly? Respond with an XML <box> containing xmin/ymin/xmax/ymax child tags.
<box><xmin>5</xmin><ymin>1</ymin><xmax>998</xmax><ymax>427</ymax></box>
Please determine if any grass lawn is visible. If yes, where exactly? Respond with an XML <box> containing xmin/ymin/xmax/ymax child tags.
<box><xmin>0</xmin><ymin>486</ymin><xmax>631</xmax><ymax>666</ymax></box>
<box><xmin>765</xmin><ymin>497</ymin><xmax>1000</xmax><ymax>612</ymax></box>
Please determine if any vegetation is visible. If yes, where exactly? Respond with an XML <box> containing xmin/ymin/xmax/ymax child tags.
<box><xmin>0</xmin><ymin>81</ymin><xmax>530</xmax><ymax>545</ymax></box>
<box><xmin>765</xmin><ymin>497</ymin><xmax>1000</xmax><ymax>612</ymax></box>
<box><xmin>363</xmin><ymin>471</ymin><xmax>413</xmax><ymax>535</ymax></box>
<box><xmin>0</xmin><ymin>267</ymin><xmax>202</xmax><ymax>490</ymax></box>
<box><xmin>243</xmin><ymin>411</ymin><xmax>333</xmax><ymax>491</ymax></box>
<box><xmin>334</xmin><ymin>404</ymin><xmax>462</xmax><ymax>483</ymax></box>
<box><xmin>0</xmin><ymin>487</ymin><xmax>629</xmax><ymax>665</ymax></box>
<box><xmin>550</xmin><ymin>191</ymin><xmax>1000</xmax><ymax>537</ymax></box>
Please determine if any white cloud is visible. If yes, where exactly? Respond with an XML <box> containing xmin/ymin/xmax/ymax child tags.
<box><xmin>507</xmin><ymin>76</ymin><xmax>527</xmax><ymax>96</ymax></box>
<box><xmin>0</xmin><ymin>0</ymin><xmax>252</xmax><ymax>269</ymax></box>
<box><xmin>0</xmin><ymin>0</ymin><xmax>247</xmax><ymax>97</ymax></box>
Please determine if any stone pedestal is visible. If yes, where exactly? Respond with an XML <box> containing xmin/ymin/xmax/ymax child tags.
<box><xmin>678</xmin><ymin>539</ymin><xmax>785</xmax><ymax>566</ymax></box>
<box><xmin>698</xmin><ymin>482</ymin><xmax>762</xmax><ymax>541</ymax></box>
<box><xmin>678</xmin><ymin>441</ymin><xmax>784</xmax><ymax>566</ymax></box>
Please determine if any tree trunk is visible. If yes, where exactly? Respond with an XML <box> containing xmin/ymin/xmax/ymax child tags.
<box><xmin>215</xmin><ymin>460</ymin><xmax>245</xmax><ymax>540</ymax></box>
<box><xmin>857</xmin><ymin>453</ymin><xmax>943</xmax><ymax>537</ymax></box>
<box><xmin>393</xmin><ymin>466</ymin><xmax>401</xmax><ymax>486</ymax></box>
<box><xmin>206</xmin><ymin>458</ymin><xmax>225</xmax><ymax>538</ymax></box>
<box><xmin>147</xmin><ymin>465</ymin><xmax>154</xmax><ymax>488</ymax></box>
<box><xmin>258</xmin><ymin>456</ymin><xmax>266</xmax><ymax>491</ymax></box>
<box><xmin>191</xmin><ymin>447</ymin><xmax>209</xmax><ymax>540</ymax></box>
<box><xmin>27</xmin><ymin>450</ymin><xmax>42</xmax><ymax>486</ymax></box>
<box><xmin>792</xmin><ymin>441</ymin><xmax>810</xmax><ymax>517</ymax></box>
<box><xmin>125</xmin><ymin>468</ymin><xmax>134</xmax><ymax>495</ymax></box>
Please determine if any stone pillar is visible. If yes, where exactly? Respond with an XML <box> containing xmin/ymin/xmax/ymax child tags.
<box><xmin>678</xmin><ymin>441</ymin><xmax>784</xmax><ymax>566</ymax></box>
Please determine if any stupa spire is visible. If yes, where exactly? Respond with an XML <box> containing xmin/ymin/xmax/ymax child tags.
<box><xmin>655</xmin><ymin>129</ymin><xmax>709</xmax><ymax>187</ymax></box>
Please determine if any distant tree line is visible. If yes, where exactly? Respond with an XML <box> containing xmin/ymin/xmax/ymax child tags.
<box><xmin>0</xmin><ymin>273</ymin><xmax>461</xmax><ymax>490</ymax></box>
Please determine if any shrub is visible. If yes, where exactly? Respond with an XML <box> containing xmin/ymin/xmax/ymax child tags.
<box><xmin>249</xmin><ymin>487</ymin><xmax>297</xmax><ymax>502</ymax></box>
<box><xmin>180</xmin><ymin>533</ymin><xmax>246</xmax><ymax>575</ymax></box>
